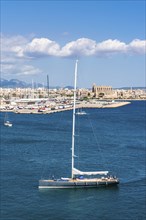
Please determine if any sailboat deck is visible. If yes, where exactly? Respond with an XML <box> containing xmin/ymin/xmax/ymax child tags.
<box><xmin>39</xmin><ymin>177</ymin><xmax>119</xmax><ymax>188</ymax></box>
<box><xmin>40</xmin><ymin>177</ymin><xmax>118</xmax><ymax>183</ymax></box>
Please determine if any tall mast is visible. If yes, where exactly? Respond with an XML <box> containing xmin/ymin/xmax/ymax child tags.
<box><xmin>71</xmin><ymin>60</ymin><xmax>78</xmax><ymax>178</ymax></box>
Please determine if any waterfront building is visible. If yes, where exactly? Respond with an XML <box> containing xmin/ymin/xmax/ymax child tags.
<box><xmin>92</xmin><ymin>84</ymin><xmax>113</xmax><ymax>98</ymax></box>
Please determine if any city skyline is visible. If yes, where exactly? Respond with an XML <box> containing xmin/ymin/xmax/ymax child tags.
<box><xmin>1</xmin><ymin>0</ymin><xmax>146</xmax><ymax>88</ymax></box>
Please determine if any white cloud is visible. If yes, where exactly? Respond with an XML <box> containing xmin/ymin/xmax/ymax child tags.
<box><xmin>18</xmin><ymin>65</ymin><xmax>42</xmax><ymax>75</ymax></box>
<box><xmin>1</xmin><ymin>34</ymin><xmax>29</xmax><ymax>63</ymax></box>
<box><xmin>23</xmin><ymin>38</ymin><xmax>60</xmax><ymax>57</ymax></box>
<box><xmin>21</xmin><ymin>37</ymin><xmax>145</xmax><ymax>58</ymax></box>
<box><xmin>1</xmin><ymin>64</ymin><xmax>14</xmax><ymax>72</ymax></box>
<box><xmin>128</xmin><ymin>39</ymin><xmax>146</xmax><ymax>54</ymax></box>
<box><xmin>1</xmin><ymin>35</ymin><xmax>145</xmax><ymax>60</ymax></box>
<box><xmin>1</xmin><ymin>35</ymin><xmax>42</xmax><ymax>76</ymax></box>
<box><xmin>95</xmin><ymin>39</ymin><xmax>127</xmax><ymax>54</ymax></box>
<box><xmin>1</xmin><ymin>63</ymin><xmax>42</xmax><ymax>76</ymax></box>
<box><xmin>1</xmin><ymin>34</ymin><xmax>145</xmax><ymax>77</ymax></box>
<box><xmin>60</xmin><ymin>38</ymin><xmax>97</xmax><ymax>57</ymax></box>
<box><xmin>1</xmin><ymin>34</ymin><xmax>28</xmax><ymax>54</ymax></box>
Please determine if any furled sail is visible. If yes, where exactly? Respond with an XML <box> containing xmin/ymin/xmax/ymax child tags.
<box><xmin>72</xmin><ymin>168</ymin><xmax>108</xmax><ymax>176</ymax></box>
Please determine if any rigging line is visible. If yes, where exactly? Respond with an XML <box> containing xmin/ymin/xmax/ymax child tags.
<box><xmin>87</xmin><ymin>110</ymin><xmax>107</xmax><ymax>169</ymax></box>
<box><xmin>108</xmin><ymin>112</ymin><xmax>121</xmax><ymax>174</ymax></box>
<box><xmin>76</xmin><ymin>63</ymin><xmax>82</xmax><ymax>169</ymax></box>
<box><xmin>97</xmin><ymin>110</ymin><xmax>120</xmax><ymax>171</ymax></box>
<box><xmin>76</xmin><ymin>111</ymin><xmax>81</xmax><ymax>169</ymax></box>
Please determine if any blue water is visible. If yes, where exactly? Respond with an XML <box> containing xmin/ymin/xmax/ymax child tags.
<box><xmin>0</xmin><ymin>101</ymin><xmax>146</xmax><ymax>220</ymax></box>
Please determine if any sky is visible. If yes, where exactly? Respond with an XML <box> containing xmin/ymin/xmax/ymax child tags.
<box><xmin>1</xmin><ymin>0</ymin><xmax>146</xmax><ymax>88</ymax></box>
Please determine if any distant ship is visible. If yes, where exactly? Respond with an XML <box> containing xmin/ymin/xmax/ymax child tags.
<box><xmin>76</xmin><ymin>108</ymin><xmax>87</xmax><ymax>115</ymax></box>
<box><xmin>39</xmin><ymin>61</ymin><xmax>119</xmax><ymax>189</ymax></box>
<box><xmin>4</xmin><ymin>112</ymin><xmax>12</xmax><ymax>127</ymax></box>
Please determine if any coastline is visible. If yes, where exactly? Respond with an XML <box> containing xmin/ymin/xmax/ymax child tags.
<box><xmin>0</xmin><ymin>101</ymin><xmax>131</xmax><ymax>114</ymax></box>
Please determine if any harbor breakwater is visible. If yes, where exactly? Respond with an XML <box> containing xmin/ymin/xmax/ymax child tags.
<box><xmin>11</xmin><ymin>101</ymin><xmax>131</xmax><ymax>114</ymax></box>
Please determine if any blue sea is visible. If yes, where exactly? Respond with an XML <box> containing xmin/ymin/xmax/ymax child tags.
<box><xmin>0</xmin><ymin>101</ymin><xmax>146</xmax><ymax>220</ymax></box>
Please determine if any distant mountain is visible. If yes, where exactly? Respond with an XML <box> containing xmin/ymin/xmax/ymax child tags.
<box><xmin>0</xmin><ymin>78</ymin><xmax>63</xmax><ymax>89</ymax></box>
<box><xmin>1</xmin><ymin>78</ymin><xmax>145</xmax><ymax>90</ymax></box>
<box><xmin>64</xmin><ymin>86</ymin><xmax>74</xmax><ymax>89</ymax></box>
<box><xmin>0</xmin><ymin>78</ymin><xmax>44</xmax><ymax>88</ymax></box>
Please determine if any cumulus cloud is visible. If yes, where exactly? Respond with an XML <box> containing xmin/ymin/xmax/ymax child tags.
<box><xmin>23</xmin><ymin>38</ymin><xmax>60</xmax><ymax>58</ymax></box>
<box><xmin>1</xmin><ymin>34</ymin><xmax>145</xmax><ymax>77</ymax></box>
<box><xmin>21</xmin><ymin>37</ymin><xmax>145</xmax><ymax>58</ymax></box>
<box><xmin>1</xmin><ymin>35</ymin><xmax>145</xmax><ymax>60</ymax></box>
<box><xmin>95</xmin><ymin>39</ymin><xmax>127</xmax><ymax>54</ymax></box>
<box><xmin>60</xmin><ymin>38</ymin><xmax>97</xmax><ymax>57</ymax></box>
<box><xmin>128</xmin><ymin>39</ymin><xmax>146</xmax><ymax>54</ymax></box>
<box><xmin>23</xmin><ymin>38</ymin><xmax>146</xmax><ymax>57</ymax></box>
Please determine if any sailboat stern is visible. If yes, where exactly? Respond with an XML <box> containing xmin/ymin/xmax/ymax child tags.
<box><xmin>38</xmin><ymin>178</ymin><xmax>81</xmax><ymax>189</ymax></box>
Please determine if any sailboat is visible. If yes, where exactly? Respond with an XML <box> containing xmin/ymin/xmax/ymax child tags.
<box><xmin>76</xmin><ymin>108</ymin><xmax>87</xmax><ymax>115</ymax></box>
<box><xmin>39</xmin><ymin>61</ymin><xmax>119</xmax><ymax>189</ymax></box>
<box><xmin>4</xmin><ymin>112</ymin><xmax>12</xmax><ymax>127</ymax></box>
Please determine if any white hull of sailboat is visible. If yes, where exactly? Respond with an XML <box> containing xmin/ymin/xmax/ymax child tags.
<box><xmin>4</xmin><ymin>123</ymin><xmax>12</xmax><ymax>127</ymax></box>
<box><xmin>76</xmin><ymin>112</ymin><xmax>87</xmax><ymax>115</ymax></box>
<box><xmin>39</xmin><ymin>178</ymin><xmax>119</xmax><ymax>189</ymax></box>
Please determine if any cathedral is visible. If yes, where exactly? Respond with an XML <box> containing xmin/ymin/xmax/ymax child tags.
<box><xmin>92</xmin><ymin>84</ymin><xmax>113</xmax><ymax>98</ymax></box>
